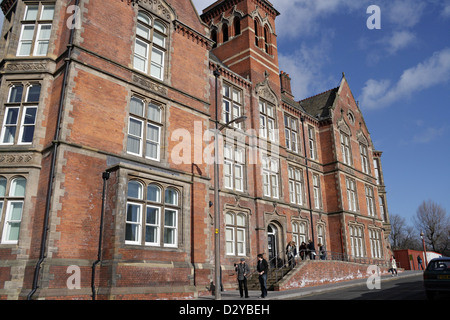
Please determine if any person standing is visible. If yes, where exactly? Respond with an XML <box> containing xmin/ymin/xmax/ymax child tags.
<box><xmin>390</xmin><ymin>255</ymin><xmax>398</xmax><ymax>276</ymax></box>
<box><xmin>286</xmin><ymin>241</ymin><xmax>297</xmax><ymax>268</ymax></box>
<box><xmin>257</xmin><ymin>253</ymin><xmax>268</xmax><ymax>298</ymax></box>
<box><xmin>299</xmin><ymin>242</ymin><xmax>307</xmax><ymax>260</ymax></box>
<box><xmin>307</xmin><ymin>240</ymin><xmax>316</xmax><ymax>260</ymax></box>
<box><xmin>235</xmin><ymin>258</ymin><xmax>250</xmax><ymax>298</ymax></box>
<box><xmin>417</xmin><ymin>255</ymin><xmax>423</xmax><ymax>270</ymax></box>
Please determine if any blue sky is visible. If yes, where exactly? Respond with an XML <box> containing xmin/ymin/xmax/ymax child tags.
<box><xmin>192</xmin><ymin>0</ymin><xmax>450</xmax><ymax>227</ymax></box>
<box><xmin>1</xmin><ymin>1</ymin><xmax>449</xmax><ymax>227</ymax></box>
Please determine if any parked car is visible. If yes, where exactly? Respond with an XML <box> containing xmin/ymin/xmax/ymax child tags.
<box><xmin>423</xmin><ymin>257</ymin><xmax>450</xmax><ymax>299</ymax></box>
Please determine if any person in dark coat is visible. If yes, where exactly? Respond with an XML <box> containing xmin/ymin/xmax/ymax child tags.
<box><xmin>235</xmin><ymin>258</ymin><xmax>250</xmax><ymax>298</ymax></box>
<box><xmin>256</xmin><ymin>253</ymin><xmax>268</xmax><ymax>298</ymax></box>
<box><xmin>299</xmin><ymin>242</ymin><xmax>307</xmax><ymax>260</ymax></box>
<box><xmin>307</xmin><ymin>240</ymin><xmax>316</xmax><ymax>260</ymax></box>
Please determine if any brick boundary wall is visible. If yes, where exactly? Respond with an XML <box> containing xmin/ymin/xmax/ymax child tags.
<box><xmin>274</xmin><ymin>260</ymin><xmax>394</xmax><ymax>291</ymax></box>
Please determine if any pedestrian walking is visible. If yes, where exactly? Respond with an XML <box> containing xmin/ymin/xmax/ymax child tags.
<box><xmin>307</xmin><ymin>240</ymin><xmax>316</xmax><ymax>260</ymax></box>
<box><xmin>417</xmin><ymin>255</ymin><xmax>423</xmax><ymax>270</ymax></box>
<box><xmin>257</xmin><ymin>253</ymin><xmax>268</xmax><ymax>298</ymax></box>
<box><xmin>299</xmin><ymin>241</ymin><xmax>307</xmax><ymax>260</ymax></box>
<box><xmin>286</xmin><ymin>241</ymin><xmax>297</xmax><ymax>268</ymax></box>
<box><xmin>235</xmin><ymin>258</ymin><xmax>250</xmax><ymax>298</ymax></box>
<box><xmin>389</xmin><ymin>255</ymin><xmax>398</xmax><ymax>276</ymax></box>
<box><xmin>318</xmin><ymin>243</ymin><xmax>326</xmax><ymax>260</ymax></box>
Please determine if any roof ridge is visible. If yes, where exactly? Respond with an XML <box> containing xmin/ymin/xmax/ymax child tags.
<box><xmin>299</xmin><ymin>86</ymin><xmax>339</xmax><ymax>103</ymax></box>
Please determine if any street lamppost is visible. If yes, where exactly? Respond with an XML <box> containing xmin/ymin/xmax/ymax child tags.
<box><xmin>300</xmin><ymin>116</ymin><xmax>315</xmax><ymax>253</ymax></box>
<box><xmin>213</xmin><ymin>67</ymin><xmax>247</xmax><ymax>300</ymax></box>
<box><xmin>420</xmin><ymin>231</ymin><xmax>428</xmax><ymax>268</ymax></box>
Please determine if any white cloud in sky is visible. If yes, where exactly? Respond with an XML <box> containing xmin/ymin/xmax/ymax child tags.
<box><xmin>387</xmin><ymin>0</ymin><xmax>426</xmax><ymax>28</ymax></box>
<box><xmin>278</xmin><ymin>34</ymin><xmax>336</xmax><ymax>99</ymax></box>
<box><xmin>275</xmin><ymin>0</ymin><xmax>364</xmax><ymax>38</ymax></box>
<box><xmin>384</xmin><ymin>30</ymin><xmax>417</xmax><ymax>55</ymax></box>
<box><xmin>359</xmin><ymin>48</ymin><xmax>450</xmax><ymax>109</ymax></box>
<box><xmin>413</xmin><ymin>126</ymin><xmax>447</xmax><ymax>144</ymax></box>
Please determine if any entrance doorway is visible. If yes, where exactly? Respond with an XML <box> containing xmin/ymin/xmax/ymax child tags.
<box><xmin>267</xmin><ymin>223</ymin><xmax>281</xmax><ymax>267</ymax></box>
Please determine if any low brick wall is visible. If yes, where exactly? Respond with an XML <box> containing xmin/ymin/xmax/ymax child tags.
<box><xmin>274</xmin><ymin>260</ymin><xmax>392</xmax><ymax>291</ymax></box>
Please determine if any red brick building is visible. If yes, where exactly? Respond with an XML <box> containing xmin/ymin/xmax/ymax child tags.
<box><xmin>0</xmin><ymin>0</ymin><xmax>391</xmax><ymax>299</ymax></box>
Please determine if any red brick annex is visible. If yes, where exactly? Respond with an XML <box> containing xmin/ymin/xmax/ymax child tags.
<box><xmin>0</xmin><ymin>0</ymin><xmax>392</xmax><ymax>299</ymax></box>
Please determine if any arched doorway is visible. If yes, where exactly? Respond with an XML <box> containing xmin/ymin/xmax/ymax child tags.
<box><xmin>267</xmin><ymin>223</ymin><xmax>282</xmax><ymax>267</ymax></box>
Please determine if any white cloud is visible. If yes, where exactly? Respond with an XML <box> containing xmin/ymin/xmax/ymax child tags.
<box><xmin>359</xmin><ymin>48</ymin><xmax>450</xmax><ymax>109</ymax></box>
<box><xmin>386</xmin><ymin>0</ymin><xmax>426</xmax><ymax>28</ymax></box>
<box><xmin>278</xmin><ymin>35</ymin><xmax>336</xmax><ymax>99</ymax></box>
<box><xmin>413</xmin><ymin>126</ymin><xmax>447</xmax><ymax>144</ymax></box>
<box><xmin>275</xmin><ymin>0</ymin><xmax>365</xmax><ymax>39</ymax></box>
<box><xmin>385</xmin><ymin>30</ymin><xmax>417</xmax><ymax>54</ymax></box>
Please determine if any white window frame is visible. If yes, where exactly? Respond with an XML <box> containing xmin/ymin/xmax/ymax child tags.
<box><xmin>144</xmin><ymin>205</ymin><xmax>160</xmax><ymax>246</ymax></box>
<box><xmin>360</xmin><ymin>143</ymin><xmax>370</xmax><ymax>174</ymax></box>
<box><xmin>1</xmin><ymin>84</ymin><xmax>40</xmax><ymax>146</ymax></box>
<box><xmin>33</xmin><ymin>23</ymin><xmax>52</xmax><ymax>56</ymax></box>
<box><xmin>223</xmin><ymin>145</ymin><xmax>245</xmax><ymax>192</ymax></box>
<box><xmin>308</xmin><ymin>126</ymin><xmax>316</xmax><ymax>160</ymax></box>
<box><xmin>222</xmin><ymin>83</ymin><xmax>243</xmax><ymax>129</ymax></box>
<box><xmin>346</xmin><ymin>177</ymin><xmax>357</xmax><ymax>212</ymax></box>
<box><xmin>350</xmin><ymin>224</ymin><xmax>365</xmax><ymax>258</ymax></box>
<box><xmin>313</xmin><ymin>174</ymin><xmax>321</xmax><ymax>209</ymax></box>
<box><xmin>125</xmin><ymin>201</ymin><xmax>142</xmax><ymax>245</ymax></box>
<box><xmin>341</xmin><ymin>132</ymin><xmax>352</xmax><ymax>165</ymax></box>
<box><xmin>259</xmin><ymin>100</ymin><xmax>277</xmax><ymax>142</ymax></box>
<box><xmin>163</xmin><ymin>208</ymin><xmax>178</xmax><ymax>247</ymax></box>
<box><xmin>365</xmin><ymin>185</ymin><xmax>375</xmax><ymax>217</ymax></box>
<box><xmin>133</xmin><ymin>12</ymin><xmax>168</xmax><ymax>81</ymax></box>
<box><xmin>127</xmin><ymin>96</ymin><xmax>163</xmax><ymax>161</ymax></box>
<box><xmin>262</xmin><ymin>156</ymin><xmax>279</xmax><ymax>199</ymax></box>
<box><xmin>16</xmin><ymin>3</ymin><xmax>54</xmax><ymax>57</ymax></box>
<box><xmin>288</xmin><ymin>167</ymin><xmax>303</xmax><ymax>205</ymax></box>
<box><xmin>284</xmin><ymin>114</ymin><xmax>299</xmax><ymax>153</ymax></box>
<box><xmin>225</xmin><ymin>212</ymin><xmax>246</xmax><ymax>256</ymax></box>
<box><xmin>369</xmin><ymin>229</ymin><xmax>382</xmax><ymax>259</ymax></box>
<box><xmin>125</xmin><ymin>181</ymin><xmax>180</xmax><ymax>248</ymax></box>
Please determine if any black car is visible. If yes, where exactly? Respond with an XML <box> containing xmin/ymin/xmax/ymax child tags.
<box><xmin>423</xmin><ymin>257</ymin><xmax>450</xmax><ymax>300</ymax></box>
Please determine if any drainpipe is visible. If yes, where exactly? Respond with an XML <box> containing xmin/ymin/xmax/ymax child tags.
<box><xmin>27</xmin><ymin>0</ymin><xmax>79</xmax><ymax>300</ymax></box>
<box><xmin>91</xmin><ymin>171</ymin><xmax>110</xmax><ymax>300</ymax></box>
<box><xmin>300</xmin><ymin>116</ymin><xmax>315</xmax><ymax>250</ymax></box>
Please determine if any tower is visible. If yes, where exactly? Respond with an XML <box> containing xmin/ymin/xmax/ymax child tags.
<box><xmin>200</xmin><ymin>0</ymin><xmax>280</xmax><ymax>88</ymax></box>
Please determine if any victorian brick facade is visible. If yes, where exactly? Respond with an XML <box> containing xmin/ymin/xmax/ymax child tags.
<box><xmin>0</xmin><ymin>0</ymin><xmax>391</xmax><ymax>299</ymax></box>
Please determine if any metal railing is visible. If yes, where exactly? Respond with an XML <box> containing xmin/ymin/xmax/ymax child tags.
<box><xmin>242</xmin><ymin>249</ymin><xmax>390</xmax><ymax>287</ymax></box>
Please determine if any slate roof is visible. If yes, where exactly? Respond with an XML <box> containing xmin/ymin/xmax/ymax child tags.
<box><xmin>299</xmin><ymin>87</ymin><xmax>339</xmax><ymax>119</ymax></box>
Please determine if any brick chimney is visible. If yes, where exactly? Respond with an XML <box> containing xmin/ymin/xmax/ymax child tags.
<box><xmin>280</xmin><ymin>71</ymin><xmax>294</xmax><ymax>99</ymax></box>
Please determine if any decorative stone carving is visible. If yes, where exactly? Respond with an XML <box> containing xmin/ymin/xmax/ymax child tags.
<box><xmin>5</xmin><ymin>62</ymin><xmax>47</xmax><ymax>72</ymax></box>
<box><xmin>0</xmin><ymin>154</ymin><xmax>33</xmax><ymax>164</ymax></box>
<box><xmin>132</xmin><ymin>74</ymin><xmax>168</xmax><ymax>96</ymax></box>
<box><xmin>337</xmin><ymin>117</ymin><xmax>351</xmax><ymax>136</ymax></box>
<box><xmin>255</xmin><ymin>73</ymin><xmax>278</xmax><ymax>105</ymax></box>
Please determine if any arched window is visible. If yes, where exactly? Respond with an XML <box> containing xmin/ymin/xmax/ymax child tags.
<box><xmin>222</xmin><ymin>23</ymin><xmax>229</xmax><ymax>42</ymax></box>
<box><xmin>233</xmin><ymin>17</ymin><xmax>241</xmax><ymax>36</ymax></box>
<box><xmin>125</xmin><ymin>180</ymin><xmax>180</xmax><ymax>247</ymax></box>
<box><xmin>254</xmin><ymin>19</ymin><xmax>260</xmax><ymax>47</ymax></box>
<box><xmin>133</xmin><ymin>12</ymin><xmax>168</xmax><ymax>80</ymax></box>
<box><xmin>1</xmin><ymin>176</ymin><xmax>27</xmax><ymax>244</ymax></box>
<box><xmin>126</xmin><ymin>96</ymin><xmax>163</xmax><ymax>161</ymax></box>
<box><xmin>211</xmin><ymin>29</ymin><xmax>217</xmax><ymax>48</ymax></box>
<box><xmin>264</xmin><ymin>25</ymin><xmax>270</xmax><ymax>54</ymax></box>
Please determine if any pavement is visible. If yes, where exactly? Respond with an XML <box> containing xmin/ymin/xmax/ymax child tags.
<box><xmin>197</xmin><ymin>270</ymin><xmax>424</xmax><ymax>300</ymax></box>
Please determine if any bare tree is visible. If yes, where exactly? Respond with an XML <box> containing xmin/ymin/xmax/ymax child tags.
<box><xmin>390</xmin><ymin>213</ymin><xmax>420</xmax><ymax>250</ymax></box>
<box><xmin>414</xmin><ymin>200</ymin><xmax>450</xmax><ymax>254</ymax></box>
